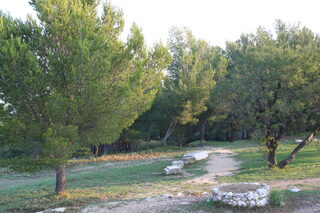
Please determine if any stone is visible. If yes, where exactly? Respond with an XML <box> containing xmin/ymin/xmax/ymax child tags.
<box><xmin>164</xmin><ymin>165</ymin><xmax>182</xmax><ymax>175</ymax></box>
<box><xmin>256</xmin><ymin>198</ymin><xmax>268</xmax><ymax>207</ymax></box>
<box><xmin>36</xmin><ymin>207</ymin><xmax>66</xmax><ymax>213</ymax></box>
<box><xmin>207</xmin><ymin>197</ymin><xmax>213</xmax><ymax>202</ymax></box>
<box><xmin>249</xmin><ymin>200</ymin><xmax>256</xmax><ymax>208</ymax></box>
<box><xmin>215</xmin><ymin>194</ymin><xmax>222</xmax><ymax>201</ymax></box>
<box><xmin>234</xmin><ymin>197</ymin><xmax>241</xmax><ymax>201</ymax></box>
<box><xmin>247</xmin><ymin>191</ymin><xmax>258</xmax><ymax>200</ymax></box>
<box><xmin>172</xmin><ymin>160</ymin><xmax>184</xmax><ymax>168</ymax></box>
<box><xmin>182</xmin><ymin>156</ymin><xmax>197</xmax><ymax>165</ymax></box>
<box><xmin>236</xmin><ymin>193</ymin><xmax>245</xmax><ymax>198</ymax></box>
<box><xmin>212</xmin><ymin>187</ymin><xmax>220</xmax><ymax>194</ymax></box>
<box><xmin>180</xmin><ymin>202</ymin><xmax>190</xmax><ymax>205</ymax></box>
<box><xmin>183</xmin><ymin>151</ymin><xmax>208</xmax><ymax>161</ymax></box>
<box><xmin>256</xmin><ymin>188</ymin><xmax>268</xmax><ymax>197</ymax></box>
<box><xmin>262</xmin><ymin>184</ymin><xmax>270</xmax><ymax>190</ymax></box>
<box><xmin>162</xmin><ymin>194</ymin><xmax>173</xmax><ymax>199</ymax></box>
<box><xmin>237</xmin><ymin>200</ymin><xmax>247</xmax><ymax>207</ymax></box>
<box><xmin>295</xmin><ymin>139</ymin><xmax>303</xmax><ymax>143</ymax></box>
<box><xmin>288</xmin><ymin>187</ymin><xmax>301</xmax><ymax>192</ymax></box>
<box><xmin>211</xmin><ymin>183</ymin><xmax>270</xmax><ymax>208</ymax></box>
<box><xmin>225</xmin><ymin>192</ymin><xmax>233</xmax><ymax>199</ymax></box>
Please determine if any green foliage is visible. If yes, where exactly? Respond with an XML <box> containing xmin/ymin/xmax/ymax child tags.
<box><xmin>223</xmin><ymin>21</ymin><xmax>320</xmax><ymax>142</ymax></box>
<box><xmin>0</xmin><ymin>0</ymin><xmax>170</xmax><ymax>175</ymax></box>
<box><xmin>269</xmin><ymin>190</ymin><xmax>285</xmax><ymax>206</ymax></box>
<box><xmin>72</xmin><ymin>146</ymin><xmax>92</xmax><ymax>158</ymax></box>
<box><xmin>134</xmin><ymin>27</ymin><xmax>227</xmax><ymax>144</ymax></box>
<box><xmin>166</xmin><ymin>27</ymin><xmax>217</xmax><ymax>125</ymax></box>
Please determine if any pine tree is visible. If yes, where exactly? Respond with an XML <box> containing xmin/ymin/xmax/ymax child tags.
<box><xmin>0</xmin><ymin>0</ymin><xmax>170</xmax><ymax>194</ymax></box>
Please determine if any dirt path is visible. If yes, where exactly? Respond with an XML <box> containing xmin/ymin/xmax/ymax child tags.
<box><xmin>184</xmin><ymin>147</ymin><xmax>240</xmax><ymax>185</ymax></box>
<box><xmin>80</xmin><ymin>147</ymin><xmax>241</xmax><ymax>213</ymax></box>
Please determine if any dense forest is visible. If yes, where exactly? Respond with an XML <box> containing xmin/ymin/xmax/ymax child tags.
<box><xmin>0</xmin><ymin>0</ymin><xmax>319</xmax><ymax>195</ymax></box>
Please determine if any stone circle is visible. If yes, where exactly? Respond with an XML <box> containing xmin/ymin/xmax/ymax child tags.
<box><xmin>212</xmin><ymin>183</ymin><xmax>270</xmax><ymax>208</ymax></box>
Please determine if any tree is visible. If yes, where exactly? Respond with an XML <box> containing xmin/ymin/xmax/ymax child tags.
<box><xmin>0</xmin><ymin>0</ymin><xmax>170</xmax><ymax>194</ymax></box>
<box><xmin>160</xmin><ymin>27</ymin><xmax>220</xmax><ymax>145</ymax></box>
<box><xmin>197</xmin><ymin>49</ymin><xmax>228</xmax><ymax>146</ymax></box>
<box><xmin>225</xmin><ymin>21</ymin><xmax>320</xmax><ymax>167</ymax></box>
<box><xmin>276</xmin><ymin>21</ymin><xmax>320</xmax><ymax>168</ymax></box>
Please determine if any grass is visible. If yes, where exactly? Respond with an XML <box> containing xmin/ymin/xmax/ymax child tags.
<box><xmin>216</xmin><ymin>139</ymin><xmax>320</xmax><ymax>182</ymax></box>
<box><xmin>0</xmin><ymin>146</ymin><xmax>207</xmax><ymax>212</ymax></box>
<box><xmin>1</xmin><ymin>138</ymin><xmax>320</xmax><ymax>212</ymax></box>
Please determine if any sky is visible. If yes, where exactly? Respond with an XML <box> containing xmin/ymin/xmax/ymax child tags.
<box><xmin>0</xmin><ymin>0</ymin><xmax>320</xmax><ymax>47</ymax></box>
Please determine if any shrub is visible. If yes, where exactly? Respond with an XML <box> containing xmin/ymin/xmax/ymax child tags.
<box><xmin>269</xmin><ymin>190</ymin><xmax>285</xmax><ymax>207</ymax></box>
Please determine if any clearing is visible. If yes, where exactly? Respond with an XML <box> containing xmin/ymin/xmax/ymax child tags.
<box><xmin>1</xmin><ymin>140</ymin><xmax>320</xmax><ymax>212</ymax></box>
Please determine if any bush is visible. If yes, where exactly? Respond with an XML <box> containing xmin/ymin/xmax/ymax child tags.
<box><xmin>269</xmin><ymin>190</ymin><xmax>285</xmax><ymax>207</ymax></box>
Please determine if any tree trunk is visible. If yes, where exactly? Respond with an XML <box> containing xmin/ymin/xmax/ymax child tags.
<box><xmin>268</xmin><ymin>149</ymin><xmax>277</xmax><ymax>167</ymax></box>
<box><xmin>245</xmin><ymin>130</ymin><xmax>251</xmax><ymax>140</ymax></box>
<box><xmin>278</xmin><ymin>126</ymin><xmax>319</xmax><ymax>168</ymax></box>
<box><xmin>229</xmin><ymin>123</ymin><xmax>235</xmax><ymax>142</ymax></box>
<box><xmin>161</xmin><ymin>121</ymin><xmax>177</xmax><ymax>146</ymax></box>
<box><xmin>92</xmin><ymin>145</ymin><xmax>99</xmax><ymax>155</ymax></box>
<box><xmin>55</xmin><ymin>165</ymin><xmax>66</xmax><ymax>195</ymax></box>
<box><xmin>200</xmin><ymin>119</ymin><xmax>207</xmax><ymax>147</ymax></box>
<box><xmin>265</xmin><ymin>136</ymin><xmax>278</xmax><ymax>167</ymax></box>
<box><xmin>98</xmin><ymin>144</ymin><xmax>104</xmax><ymax>156</ymax></box>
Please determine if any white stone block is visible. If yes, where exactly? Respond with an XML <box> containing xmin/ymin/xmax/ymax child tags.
<box><xmin>183</xmin><ymin>151</ymin><xmax>208</xmax><ymax>161</ymax></box>
<box><xmin>172</xmin><ymin>160</ymin><xmax>184</xmax><ymax>168</ymax></box>
<box><xmin>182</xmin><ymin>156</ymin><xmax>197</xmax><ymax>165</ymax></box>
<box><xmin>164</xmin><ymin>165</ymin><xmax>182</xmax><ymax>175</ymax></box>
<box><xmin>288</xmin><ymin>187</ymin><xmax>301</xmax><ymax>192</ymax></box>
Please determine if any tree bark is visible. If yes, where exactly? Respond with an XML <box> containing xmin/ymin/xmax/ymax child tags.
<box><xmin>268</xmin><ymin>149</ymin><xmax>277</xmax><ymax>167</ymax></box>
<box><xmin>278</xmin><ymin>126</ymin><xmax>319</xmax><ymax>168</ymax></box>
<box><xmin>229</xmin><ymin>123</ymin><xmax>235</xmax><ymax>142</ymax></box>
<box><xmin>161</xmin><ymin>121</ymin><xmax>177</xmax><ymax>146</ymax></box>
<box><xmin>55</xmin><ymin>165</ymin><xmax>67</xmax><ymax>195</ymax></box>
<box><xmin>265</xmin><ymin>136</ymin><xmax>278</xmax><ymax>167</ymax></box>
<box><xmin>98</xmin><ymin>144</ymin><xmax>104</xmax><ymax>156</ymax></box>
<box><xmin>200</xmin><ymin>119</ymin><xmax>207</xmax><ymax>147</ymax></box>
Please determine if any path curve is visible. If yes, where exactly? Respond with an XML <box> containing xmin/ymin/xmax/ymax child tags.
<box><xmin>80</xmin><ymin>147</ymin><xmax>241</xmax><ymax>213</ymax></box>
<box><xmin>184</xmin><ymin>147</ymin><xmax>240</xmax><ymax>184</ymax></box>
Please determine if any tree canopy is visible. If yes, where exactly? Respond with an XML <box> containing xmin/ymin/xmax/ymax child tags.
<box><xmin>0</xmin><ymin>0</ymin><xmax>170</xmax><ymax>194</ymax></box>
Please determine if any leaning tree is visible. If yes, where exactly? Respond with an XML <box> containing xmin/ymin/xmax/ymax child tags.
<box><xmin>0</xmin><ymin>0</ymin><xmax>170</xmax><ymax>194</ymax></box>
<box><xmin>225</xmin><ymin>21</ymin><xmax>320</xmax><ymax>167</ymax></box>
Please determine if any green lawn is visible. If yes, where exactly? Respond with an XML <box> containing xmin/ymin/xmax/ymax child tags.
<box><xmin>215</xmin><ymin>139</ymin><xmax>320</xmax><ymax>183</ymax></box>
<box><xmin>0</xmin><ymin>147</ymin><xmax>208</xmax><ymax>212</ymax></box>
<box><xmin>1</xmin><ymin>139</ymin><xmax>320</xmax><ymax>212</ymax></box>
